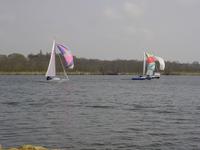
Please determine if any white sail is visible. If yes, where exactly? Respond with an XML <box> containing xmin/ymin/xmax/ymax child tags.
<box><xmin>155</xmin><ymin>56</ymin><xmax>165</xmax><ymax>70</ymax></box>
<box><xmin>45</xmin><ymin>40</ymin><xmax>56</xmax><ymax>77</ymax></box>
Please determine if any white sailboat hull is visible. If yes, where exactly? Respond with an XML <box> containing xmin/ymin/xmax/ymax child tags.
<box><xmin>51</xmin><ymin>77</ymin><xmax>61</xmax><ymax>81</ymax></box>
<box><xmin>47</xmin><ymin>77</ymin><xmax>70</xmax><ymax>83</ymax></box>
<box><xmin>152</xmin><ymin>72</ymin><xmax>160</xmax><ymax>78</ymax></box>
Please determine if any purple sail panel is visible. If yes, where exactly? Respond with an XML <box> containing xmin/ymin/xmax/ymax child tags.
<box><xmin>57</xmin><ymin>44</ymin><xmax>74</xmax><ymax>69</ymax></box>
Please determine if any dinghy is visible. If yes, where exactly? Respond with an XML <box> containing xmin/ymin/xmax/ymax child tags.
<box><xmin>45</xmin><ymin>40</ymin><xmax>74</xmax><ymax>81</ymax></box>
<box><xmin>132</xmin><ymin>52</ymin><xmax>165</xmax><ymax>80</ymax></box>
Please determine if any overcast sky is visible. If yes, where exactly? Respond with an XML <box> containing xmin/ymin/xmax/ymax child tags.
<box><xmin>0</xmin><ymin>0</ymin><xmax>200</xmax><ymax>62</ymax></box>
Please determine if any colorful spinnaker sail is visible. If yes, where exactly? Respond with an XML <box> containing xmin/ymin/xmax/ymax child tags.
<box><xmin>145</xmin><ymin>52</ymin><xmax>156</xmax><ymax>76</ymax></box>
<box><xmin>56</xmin><ymin>44</ymin><xmax>74</xmax><ymax>69</ymax></box>
<box><xmin>145</xmin><ymin>52</ymin><xmax>165</xmax><ymax>76</ymax></box>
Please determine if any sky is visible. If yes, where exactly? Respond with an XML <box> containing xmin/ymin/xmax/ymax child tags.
<box><xmin>0</xmin><ymin>0</ymin><xmax>200</xmax><ymax>63</ymax></box>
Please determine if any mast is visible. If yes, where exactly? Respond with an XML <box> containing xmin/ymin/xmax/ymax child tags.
<box><xmin>143</xmin><ymin>52</ymin><xmax>146</xmax><ymax>75</ymax></box>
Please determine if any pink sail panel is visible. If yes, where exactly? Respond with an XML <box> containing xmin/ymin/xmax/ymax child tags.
<box><xmin>57</xmin><ymin>44</ymin><xmax>74</xmax><ymax>69</ymax></box>
<box><xmin>145</xmin><ymin>52</ymin><xmax>157</xmax><ymax>64</ymax></box>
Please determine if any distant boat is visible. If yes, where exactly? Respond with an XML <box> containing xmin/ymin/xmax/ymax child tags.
<box><xmin>132</xmin><ymin>52</ymin><xmax>165</xmax><ymax>80</ymax></box>
<box><xmin>45</xmin><ymin>40</ymin><xmax>74</xmax><ymax>81</ymax></box>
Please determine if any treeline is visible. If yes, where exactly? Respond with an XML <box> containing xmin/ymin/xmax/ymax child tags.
<box><xmin>0</xmin><ymin>51</ymin><xmax>200</xmax><ymax>75</ymax></box>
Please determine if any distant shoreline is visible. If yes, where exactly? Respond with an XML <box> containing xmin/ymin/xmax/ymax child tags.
<box><xmin>0</xmin><ymin>72</ymin><xmax>200</xmax><ymax>76</ymax></box>
<box><xmin>1</xmin><ymin>53</ymin><xmax>200</xmax><ymax>76</ymax></box>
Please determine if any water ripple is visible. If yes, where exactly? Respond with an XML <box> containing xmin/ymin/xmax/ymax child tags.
<box><xmin>0</xmin><ymin>75</ymin><xmax>200</xmax><ymax>149</ymax></box>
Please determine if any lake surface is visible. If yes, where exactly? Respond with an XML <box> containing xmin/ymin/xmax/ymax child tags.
<box><xmin>0</xmin><ymin>75</ymin><xmax>200</xmax><ymax>149</ymax></box>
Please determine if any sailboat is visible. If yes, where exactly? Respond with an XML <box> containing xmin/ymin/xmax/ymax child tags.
<box><xmin>45</xmin><ymin>40</ymin><xmax>74</xmax><ymax>81</ymax></box>
<box><xmin>132</xmin><ymin>52</ymin><xmax>165</xmax><ymax>80</ymax></box>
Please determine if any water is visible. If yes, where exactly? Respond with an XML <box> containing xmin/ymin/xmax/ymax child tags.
<box><xmin>0</xmin><ymin>75</ymin><xmax>200</xmax><ymax>149</ymax></box>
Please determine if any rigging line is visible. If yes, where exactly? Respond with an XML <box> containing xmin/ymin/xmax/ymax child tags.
<box><xmin>57</xmin><ymin>49</ymin><xmax>69</xmax><ymax>80</ymax></box>
<box><xmin>155</xmin><ymin>62</ymin><xmax>158</xmax><ymax>72</ymax></box>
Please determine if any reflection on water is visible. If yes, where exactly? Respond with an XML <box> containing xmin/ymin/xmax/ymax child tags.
<box><xmin>0</xmin><ymin>75</ymin><xmax>200</xmax><ymax>149</ymax></box>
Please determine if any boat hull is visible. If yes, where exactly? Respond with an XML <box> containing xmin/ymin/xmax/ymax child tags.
<box><xmin>131</xmin><ymin>76</ymin><xmax>160</xmax><ymax>80</ymax></box>
<box><xmin>132</xmin><ymin>76</ymin><xmax>147</xmax><ymax>80</ymax></box>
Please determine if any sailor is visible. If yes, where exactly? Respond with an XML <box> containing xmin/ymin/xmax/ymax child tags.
<box><xmin>46</xmin><ymin>76</ymin><xmax>52</xmax><ymax>80</ymax></box>
<box><xmin>146</xmin><ymin>75</ymin><xmax>151</xmax><ymax>80</ymax></box>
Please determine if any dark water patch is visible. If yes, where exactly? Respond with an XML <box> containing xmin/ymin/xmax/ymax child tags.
<box><xmin>152</xmin><ymin>109</ymin><xmax>177</xmax><ymax>114</ymax></box>
<box><xmin>126</xmin><ymin>127</ymin><xmax>144</xmax><ymax>132</ymax></box>
<box><xmin>148</xmin><ymin>132</ymin><xmax>176</xmax><ymax>137</ymax></box>
<box><xmin>145</xmin><ymin>142</ymin><xmax>162</xmax><ymax>148</ymax></box>
<box><xmin>185</xmin><ymin>136</ymin><xmax>200</xmax><ymax>142</ymax></box>
<box><xmin>1</xmin><ymin>101</ymin><xmax>20</xmax><ymax>106</ymax></box>
<box><xmin>196</xmin><ymin>105</ymin><xmax>200</xmax><ymax>110</ymax></box>
<box><xmin>85</xmin><ymin>105</ymin><xmax>116</xmax><ymax>109</ymax></box>
<box><xmin>65</xmin><ymin>104</ymin><xmax>83</xmax><ymax>108</ymax></box>
<box><xmin>27</xmin><ymin>101</ymin><xmax>49</xmax><ymax>107</ymax></box>
<box><xmin>110</xmin><ymin>129</ymin><xmax>129</xmax><ymax>134</ymax></box>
